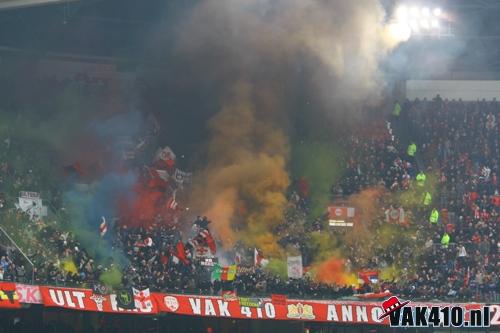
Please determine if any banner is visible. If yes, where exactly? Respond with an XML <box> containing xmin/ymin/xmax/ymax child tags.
<box><xmin>358</xmin><ymin>270</ymin><xmax>379</xmax><ymax>284</ymax></box>
<box><xmin>153</xmin><ymin>294</ymin><xmax>489</xmax><ymax>325</ymax></box>
<box><xmin>19</xmin><ymin>191</ymin><xmax>40</xmax><ymax>199</ymax></box>
<box><xmin>40</xmin><ymin>286</ymin><xmax>158</xmax><ymax>314</ymax></box>
<box><xmin>11</xmin><ymin>284</ymin><xmax>498</xmax><ymax>326</ymax></box>
<box><xmin>0</xmin><ymin>282</ymin><xmax>21</xmax><ymax>308</ymax></box>
<box><xmin>328</xmin><ymin>206</ymin><xmax>355</xmax><ymax>227</ymax></box>
<box><xmin>385</xmin><ymin>207</ymin><xmax>405</xmax><ymax>225</ymax></box>
<box><xmin>271</xmin><ymin>294</ymin><xmax>287</xmax><ymax>306</ymax></box>
<box><xmin>15</xmin><ymin>284</ymin><xmax>42</xmax><ymax>304</ymax></box>
<box><xmin>238</xmin><ymin>297</ymin><xmax>263</xmax><ymax>308</ymax></box>
<box><xmin>116</xmin><ymin>289</ymin><xmax>135</xmax><ymax>310</ymax></box>
<box><xmin>15</xmin><ymin>191</ymin><xmax>48</xmax><ymax>220</ymax></box>
<box><xmin>328</xmin><ymin>206</ymin><xmax>355</xmax><ymax>219</ymax></box>
<box><xmin>287</xmin><ymin>256</ymin><xmax>303</xmax><ymax>279</ymax></box>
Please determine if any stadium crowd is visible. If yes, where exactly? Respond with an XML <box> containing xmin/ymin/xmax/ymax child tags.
<box><xmin>0</xmin><ymin>96</ymin><xmax>498</xmax><ymax>303</ymax></box>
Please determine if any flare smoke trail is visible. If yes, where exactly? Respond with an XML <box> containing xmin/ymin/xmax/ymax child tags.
<box><xmin>181</xmin><ymin>0</ymin><xmax>406</xmax><ymax>257</ymax></box>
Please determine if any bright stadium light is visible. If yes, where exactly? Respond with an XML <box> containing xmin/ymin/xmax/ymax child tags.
<box><xmin>391</xmin><ymin>4</ymin><xmax>445</xmax><ymax>37</ymax></box>
<box><xmin>388</xmin><ymin>21</ymin><xmax>412</xmax><ymax>41</ymax></box>
<box><xmin>396</xmin><ymin>5</ymin><xmax>408</xmax><ymax>20</ymax></box>
<box><xmin>410</xmin><ymin>6</ymin><xmax>420</xmax><ymax>17</ymax></box>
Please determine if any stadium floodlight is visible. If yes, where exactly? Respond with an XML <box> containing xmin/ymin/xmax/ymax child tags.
<box><xmin>392</xmin><ymin>4</ymin><xmax>445</xmax><ymax>37</ymax></box>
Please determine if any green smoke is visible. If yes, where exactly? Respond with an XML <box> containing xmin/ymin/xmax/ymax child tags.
<box><xmin>291</xmin><ymin>141</ymin><xmax>343</xmax><ymax>217</ymax></box>
<box><xmin>265</xmin><ymin>258</ymin><xmax>287</xmax><ymax>279</ymax></box>
<box><xmin>99</xmin><ymin>265</ymin><xmax>123</xmax><ymax>288</ymax></box>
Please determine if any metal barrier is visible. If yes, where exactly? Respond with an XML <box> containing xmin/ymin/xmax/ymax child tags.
<box><xmin>0</xmin><ymin>224</ymin><xmax>35</xmax><ymax>284</ymax></box>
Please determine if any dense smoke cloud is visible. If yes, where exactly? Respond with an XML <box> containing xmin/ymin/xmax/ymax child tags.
<box><xmin>180</xmin><ymin>0</ymin><xmax>402</xmax><ymax>257</ymax></box>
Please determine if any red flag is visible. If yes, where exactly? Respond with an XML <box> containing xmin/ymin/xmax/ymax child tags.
<box><xmin>200</xmin><ymin>229</ymin><xmax>217</xmax><ymax>254</ymax></box>
<box><xmin>175</xmin><ymin>241</ymin><xmax>189</xmax><ymax>265</ymax></box>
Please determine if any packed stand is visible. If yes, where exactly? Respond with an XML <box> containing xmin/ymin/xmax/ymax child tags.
<box><xmin>0</xmin><ymin>96</ymin><xmax>498</xmax><ymax>303</ymax></box>
<box><xmin>400</xmin><ymin>96</ymin><xmax>499</xmax><ymax>301</ymax></box>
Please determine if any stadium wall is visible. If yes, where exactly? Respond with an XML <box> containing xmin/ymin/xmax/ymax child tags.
<box><xmin>406</xmin><ymin>80</ymin><xmax>500</xmax><ymax>101</ymax></box>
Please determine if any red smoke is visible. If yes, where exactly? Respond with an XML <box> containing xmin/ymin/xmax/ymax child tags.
<box><xmin>118</xmin><ymin>180</ymin><xmax>178</xmax><ymax>227</ymax></box>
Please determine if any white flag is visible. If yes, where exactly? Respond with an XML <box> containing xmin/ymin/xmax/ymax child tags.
<box><xmin>132</xmin><ymin>288</ymin><xmax>153</xmax><ymax>312</ymax></box>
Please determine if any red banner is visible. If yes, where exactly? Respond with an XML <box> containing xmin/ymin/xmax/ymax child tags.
<box><xmin>153</xmin><ymin>294</ymin><xmax>490</xmax><ymax>325</ymax></box>
<box><xmin>11</xmin><ymin>284</ymin><xmax>496</xmax><ymax>326</ymax></box>
<box><xmin>15</xmin><ymin>284</ymin><xmax>42</xmax><ymax>304</ymax></box>
<box><xmin>0</xmin><ymin>282</ymin><xmax>21</xmax><ymax>309</ymax></box>
<box><xmin>154</xmin><ymin>294</ymin><xmax>391</xmax><ymax>324</ymax></box>
<box><xmin>39</xmin><ymin>286</ymin><xmax>158</xmax><ymax>314</ymax></box>
<box><xmin>271</xmin><ymin>294</ymin><xmax>287</xmax><ymax>306</ymax></box>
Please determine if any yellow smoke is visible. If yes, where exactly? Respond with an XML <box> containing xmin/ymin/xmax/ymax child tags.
<box><xmin>61</xmin><ymin>257</ymin><xmax>78</xmax><ymax>275</ymax></box>
<box><xmin>190</xmin><ymin>83</ymin><xmax>289</xmax><ymax>257</ymax></box>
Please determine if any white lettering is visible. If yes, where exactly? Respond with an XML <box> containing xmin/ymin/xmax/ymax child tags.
<box><xmin>342</xmin><ymin>305</ymin><xmax>353</xmax><ymax>322</ymax></box>
<box><xmin>205</xmin><ymin>299</ymin><xmax>216</xmax><ymax>316</ymax></box>
<box><xmin>371</xmin><ymin>307</ymin><xmax>383</xmax><ymax>323</ymax></box>
<box><xmin>64</xmin><ymin>291</ymin><xmax>76</xmax><ymax>308</ymax></box>
<box><xmin>49</xmin><ymin>289</ymin><xmax>65</xmax><ymax>306</ymax></box>
<box><xmin>73</xmin><ymin>291</ymin><xmax>86</xmax><ymax>309</ymax></box>
<box><xmin>217</xmin><ymin>300</ymin><xmax>230</xmax><ymax>317</ymax></box>
<box><xmin>189</xmin><ymin>298</ymin><xmax>201</xmax><ymax>315</ymax></box>
<box><xmin>109</xmin><ymin>295</ymin><xmax>118</xmax><ymax>311</ymax></box>
<box><xmin>327</xmin><ymin>305</ymin><xmax>339</xmax><ymax>321</ymax></box>
<box><xmin>355</xmin><ymin>306</ymin><xmax>368</xmax><ymax>322</ymax></box>
<box><xmin>241</xmin><ymin>306</ymin><xmax>252</xmax><ymax>318</ymax></box>
<box><xmin>264</xmin><ymin>303</ymin><xmax>276</xmax><ymax>318</ymax></box>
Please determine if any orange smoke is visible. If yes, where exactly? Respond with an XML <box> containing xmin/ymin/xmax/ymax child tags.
<box><xmin>203</xmin><ymin>188</ymin><xmax>237</xmax><ymax>248</ymax></box>
<box><xmin>315</xmin><ymin>258</ymin><xmax>358</xmax><ymax>286</ymax></box>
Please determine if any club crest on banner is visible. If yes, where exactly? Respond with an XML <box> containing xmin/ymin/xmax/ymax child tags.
<box><xmin>287</xmin><ymin>303</ymin><xmax>315</xmax><ymax>320</ymax></box>
<box><xmin>90</xmin><ymin>294</ymin><xmax>106</xmax><ymax>311</ymax></box>
<box><xmin>116</xmin><ymin>289</ymin><xmax>135</xmax><ymax>310</ymax></box>
<box><xmin>163</xmin><ymin>296</ymin><xmax>179</xmax><ymax>312</ymax></box>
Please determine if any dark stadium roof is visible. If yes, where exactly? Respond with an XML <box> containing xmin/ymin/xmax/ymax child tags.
<box><xmin>2</xmin><ymin>0</ymin><xmax>500</xmax><ymax>72</ymax></box>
